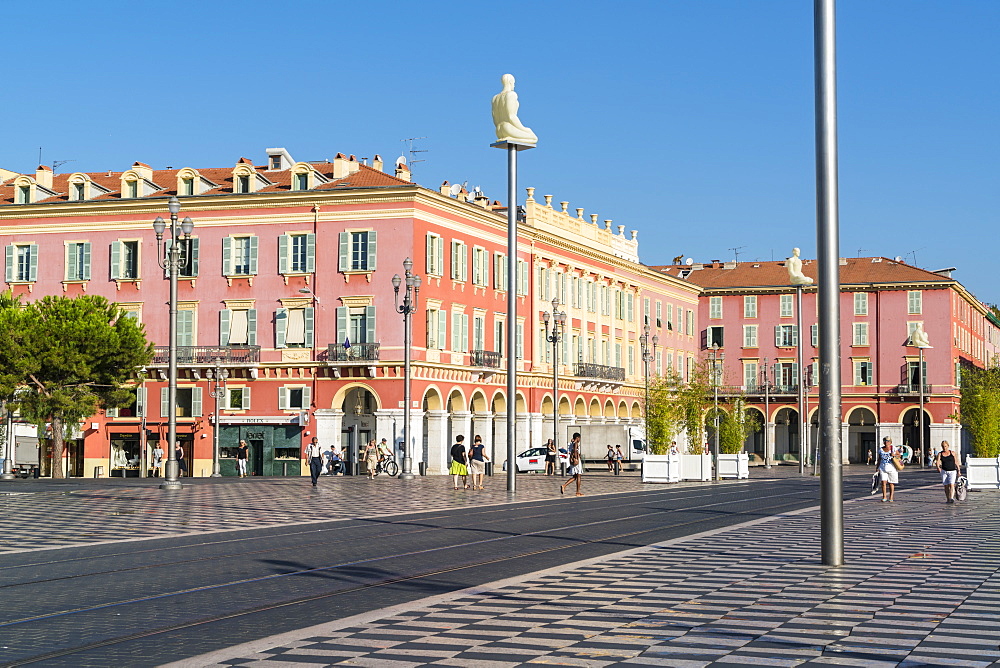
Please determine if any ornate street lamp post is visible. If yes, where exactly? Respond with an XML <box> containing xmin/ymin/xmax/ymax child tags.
<box><xmin>153</xmin><ymin>196</ymin><xmax>193</xmax><ymax>490</ymax></box>
<box><xmin>206</xmin><ymin>360</ymin><xmax>229</xmax><ymax>478</ymax></box>
<box><xmin>639</xmin><ymin>323</ymin><xmax>659</xmax><ymax>453</ymax></box>
<box><xmin>392</xmin><ymin>258</ymin><xmax>421</xmax><ymax>480</ymax></box>
<box><xmin>542</xmin><ymin>298</ymin><xmax>566</xmax><ymax>458</ymax></box>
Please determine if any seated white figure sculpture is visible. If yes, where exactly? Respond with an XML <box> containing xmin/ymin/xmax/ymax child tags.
<box><xmin>786</xmin><ymin>247</ymin><xmax>814</xmax><ymax>286</ymax></box>
<box><xmin>910</xmin><ymin>322</ymin><xmax>931</xmax><ymax>348</ymax></box>
<box><xmin>491</xmin><ymin>74</ymin><xmax>538</xmax><ymax>146</ymax></box>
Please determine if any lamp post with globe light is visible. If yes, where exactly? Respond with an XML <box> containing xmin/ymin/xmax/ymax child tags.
<box><xmin>153</xmin><ymin>196</ymin><xmax>193</xmax><ymax>490</ymax></box>
<box><xmin>542</xmin><ymin>298</ymin><xmax>566</xmax><ymax>459</ymax></box>
<box><xmin>392</xmin><ymin>258</ymin><xmax>421</xmax><ymax>480</ymax></box>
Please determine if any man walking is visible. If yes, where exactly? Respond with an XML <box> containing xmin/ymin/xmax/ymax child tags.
<box><xmin>305</xmin><ymin>437</ymin><xmax>324</xmax><ymax>487</ymax></box>
<box><xmin>561</xmin><ymin>432</ymin><xmax>583</xmax><ymax>496</ymax></box>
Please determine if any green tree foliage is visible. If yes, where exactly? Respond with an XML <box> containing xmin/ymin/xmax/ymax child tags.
<box><xmin>644</xmin><ymin>361</ymin><xmax>715</xmax><ymax>454</ymax></box>
<box><xmin>7</xmin><ymin>295</ymin><xmax>153</xmax><ymax>478</ymax></box>
<box><xmin>717</xmin><ymin>397</ymin><xmax>762</xmax><ymax>455</ymax></box>
<box><xmin>959</xmin><ymin>364</ymin><xmax>1000</xmax><ymax>458</ymax></box>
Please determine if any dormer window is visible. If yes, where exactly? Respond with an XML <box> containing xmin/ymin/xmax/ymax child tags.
<box><xmin>72</xmin><ymin>183</ymin><xmax>85</xmax><ymax>201</ymax></box>
<box><xmin>16</xmin><ymin>185</ymin><xmax>30</xmax><ymax>204</ymax></box>
<box><xmin>237</xmin><ymin>175</ymin><xmax>250</xmax><ymax>193</ymax></box>
<box><xmin>270</xmin><ymin>155</ymin><xmax>282</xmax><ymax>170</ymax></box>
<box><xmin>182</xmin><ymin>178</ymin><xmax>194</xmax><ymax>196</ymax></box>
<box><xmin>295</xmin><ymin>173</ymin><xmax>308</xmax><ymax>191</ymax></box>
<box><xmin>125</xmin><ymin>180</ymin><xmax>138</xmax><ymax>199</ymax></box>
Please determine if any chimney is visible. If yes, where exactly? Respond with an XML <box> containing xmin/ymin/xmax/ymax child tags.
<box><xmin>440</xmin><ymin>181</ymin><xmax>451</xmax><ymax>196</ymax></box>
<box><xmin>395</xmin><ymin>162</ymin><xmax>411</xmax><ymax>182</ymax></box>
<box><xmin>372</xmin><ymin>154</ymin><xmax>384</xmax><ymax>172</ymax></box>
<box><xmin>35</xmin><ymin>165</ymin><xmax>53</xmax><ymax>189</ymax></box>
<box><xmin>332</xmin><ymin>153</ymin><xmax>349</xmax><ymax>179</ymax></box>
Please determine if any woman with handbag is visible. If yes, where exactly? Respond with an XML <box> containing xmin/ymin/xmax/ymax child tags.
<box><xmin>935</xmin><ymin>440</ymin><xmax>961</xmax><ymax>503</ymax></box>
<box><xmin>878</xmin><ymin>437</ymin><xmax>901</xmax><ymax>502</ymax></box>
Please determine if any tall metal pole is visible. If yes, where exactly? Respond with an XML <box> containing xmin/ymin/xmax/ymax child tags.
<box><xmin>505</xmin><ymin>145</ymin><xmax>517</xmax><ymax>493</ymax></box>
<box><xmin>1</xmin><ymin>409</ymin><xmax>14</xmax><ymax>480</ymax></box>
<box><xmin>918</xmin><ymin>347</ymin><xmax>925</xmax><ymax>468</ymax></box>
<box><xmin>209</xmin><ymin>361</ymin><xmax>227</xmax><ymax>478</ymax></box>
<box><xmin>797</xmin><ymin>284</ymin><xmax>806</xmax><ymax>476</ymax></box>
<box><xmin>393</xmin><ymin>261</ymin><xmax>420</xmax><ymax>480</ymax></box>
<box><xmin>711</xmin><ymin>344</ymin><xmax>720</xmax><ymax>481</ymax></box>
<box><xmin>763</xmin><ymin>359</ymin><xmax>771</xmax><ymax>469</ymax></box>
<box><xmin>153</xmin><ymin>197</ymin><xmax>189</xmax><ymax>491</ymax></box>
<box><xmin>815</xmin><ymin>0</ymin><xmax>844</xmax><ymax>566</ymax></box>
<box><xmin>544</xmin><ymin>300</ymin><xmax>563</xmax><ymax>458</ymax></box>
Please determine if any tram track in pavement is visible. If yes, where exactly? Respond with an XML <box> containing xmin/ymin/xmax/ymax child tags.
<box><xmin>0</xmin><ymin>476</ymin><xmax>873</xmax><ymax>667</ymax></box>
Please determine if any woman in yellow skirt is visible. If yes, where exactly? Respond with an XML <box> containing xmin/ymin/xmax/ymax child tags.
<box><xmin>449</xmin><ymin>435</ymin><xmax>470</xmax><ymax>489</ymax></box>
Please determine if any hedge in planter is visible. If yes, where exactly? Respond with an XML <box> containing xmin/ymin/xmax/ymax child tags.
<box><xmin>959</xmin><ymin>365</ymin><xmax>1000</xmax><ymax>457</ymax></box>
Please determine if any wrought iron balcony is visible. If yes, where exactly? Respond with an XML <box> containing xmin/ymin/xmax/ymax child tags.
<box><xmin>327</xmin><ymin>342</ymin><xmax>380</xmax><ymax>362</ymax></box>
<box><xmin>573</xmin><ymin>363</ymin><xmax>626</xmax><ymax>382</ymax></box>
<box><xmin>471</xmin><ymin>350</ymin><xmax>501</xmax><ymax>368</ymax></box>
<box><xmin>770</xmin><ymin>383</ymin><xmax>800</xmax><ymax>395</ymax></box>
<box><xmin>896</xmin><ymin>383</ymin><xmax>932</xmax><ymax>395</ymax></box>
<box><xmin>153</xmin><ymin>345</ymin><xmax>260</xmax><ymax>365</ymax></box>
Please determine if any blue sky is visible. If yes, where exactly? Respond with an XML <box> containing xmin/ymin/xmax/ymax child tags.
<box><xmin>5</xmin><ymin>1</ymin><xmax>998</xmax><ymax>302</ymax></box>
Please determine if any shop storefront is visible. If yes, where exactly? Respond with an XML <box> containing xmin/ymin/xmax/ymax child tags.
<box><xmin>217</xmin><ymin>416</ymin><xmax>303</xmax><ymax>476</ymax></box>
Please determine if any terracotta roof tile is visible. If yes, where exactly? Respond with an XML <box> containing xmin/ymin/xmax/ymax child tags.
<box><xmin>652</xmin><ymin>258</ymin><xmax>954</xmax><ymax>289</ymax></box>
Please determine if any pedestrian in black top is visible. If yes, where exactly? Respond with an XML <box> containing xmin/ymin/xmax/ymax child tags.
<box><xmin>561</xmin><ymin>432</ymin><xmax>583</xmax><ymax>496</ymax></box>
<box><xmin>468</xmin><ymin>435</ymin><xmax>489</xmax><ymax>490</ymax></box>
<box><xmin>305</xmin><ymin>437</ymin><xmax>324</xmax><ymax>487</ymax></box>
<box><xmin>175</xmin><ymin>444</ymin><xmax>187</xmax><ymax>477</ymax></box>
<box><xmin>935</xmin><ymin>440</ymin><xmax>962</xmax><ymax>503</ymax></box>
<box><xmin>236</xmin><ymin>440</ymin><xmax>250</xmax><ymax>478</ymax></box>
<box><xmin>544</xmin><ymin>439</ymin><xmax>557</xmax><ymax>476</ymax></box>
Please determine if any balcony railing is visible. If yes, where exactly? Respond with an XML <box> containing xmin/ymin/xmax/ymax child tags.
<box><xmin>896</xmin><ymin>383</ymin><xmax>932</xmax><ymax>395</ymax></box>
<box><xmin>471</xmin><ymin>350</ymin><xmax>502</xmax><ymax>368</ymax></box>
<box><xmin>327</xmin><ymin>342</ymin><xmax>380</xmax><ymax>362</ymax></box>
<box><xmin>153</xmin><ymin>345</ymin><xmax>260</xmax><ymax>365</ymax></box>
<box><xmin>574</xmin><ymin>363</ymin><xmax>626</xmax><ymax>382</ymax></box>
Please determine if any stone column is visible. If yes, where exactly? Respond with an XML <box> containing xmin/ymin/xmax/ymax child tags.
<box><xmin>490</xmin><ymin>412</ymin><xmax>506</xmax><ymax>474</ymax></box>
<box><xmin>765</xmin><ymin>421</ymin><xmax>776</xmax><ymax>465</ymax></box>
<box><xmin>450</xmin><ymin>410</ymin><xmax>473</xmax><ymax>446</ymax></box>
<box><xmin>472</xmin><ymin>412</ymin><xmax>493</xmax><ymax>453</ymax></box>
<box><xmin>375</xmin><ymin>409</ymin><xmax>403</xmax><ymax>459</ymax></box>
<box><xmin>314</xmin><ymin>409</ymin><xmax>344</xmax><ymax>448</ymax></box>
<box><xmin>840</xmin><ymin>422</ymin><xmax>850</xmax><ymax>463</ymax></box>
<box><xmin>514</xmin><ymin>413</ymin><xmax>530</xmax><ymax>452</ymax></box>
<box><xmin>424</xmin><ymin>410</ymin><xmax>449</xmax><ymax>475</ymax></box>
<box><xmin>877</xmin><ymin>422</ymin><xmax>904</xmax><ymax>448</ymax></box>
<box><xmin>528</xmin><ymin>412</ymin><xmax>544</xmax><ymax>448</ymax></box>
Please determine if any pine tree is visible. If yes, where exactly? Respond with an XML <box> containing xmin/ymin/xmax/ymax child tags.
<box><xmin>8</xmin><ymin>295</ymin><xmax>153</xmax><ymax>478</ymax></box>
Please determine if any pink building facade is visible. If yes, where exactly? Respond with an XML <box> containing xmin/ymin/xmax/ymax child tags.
<box><xmin>1</xmin><ymin>149</ymin><xmax>700</xmax><ymax>477</ymax></box>
<box><xmin>656</xmin><ymin>258</ymin><xmax>1000</xmax><ymax>464</ymax></box>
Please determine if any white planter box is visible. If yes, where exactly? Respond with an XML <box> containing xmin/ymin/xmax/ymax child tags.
<box><xmin>642</xmin><ymin>454</ymin><xmax>681</xmax><ymax>483</ymax></box>
<box><xmin>717</xmin><ymin>453</ymin><xmax>750</xmax><ymax>479</ymax></box>
<box><xmin>965</xmin><ymin>456</ymin><xmax>1000</xmax><ymax>490</ymax></box>
<box><xmin>679</xmin><ymin>454</ymin><xmax>712</xmax><ymax>481</ymax></box>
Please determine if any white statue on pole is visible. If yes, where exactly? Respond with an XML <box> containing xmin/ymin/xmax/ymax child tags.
<box><xmin>786</xmin><ymin>247</ymin><xmax>814</xmax><ymax>285</ymax></box>
<box><xmin>491</xmin><ymin>74</ymin><xmax>538</xmax><ymax>146</ymax></box>
<box><xmin>910</xmin><ymin>322</ymin><xmax>932</xmax><ymax>348</ymax></box>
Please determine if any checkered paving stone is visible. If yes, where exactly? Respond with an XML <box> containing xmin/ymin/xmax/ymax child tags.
<box><xmin>174</xmin><ymin>485</ymin><xmax>1000</xmax><ymax>668</ymax></box>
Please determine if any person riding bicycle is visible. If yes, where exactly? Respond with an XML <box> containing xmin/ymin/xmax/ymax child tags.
<box><xmin>377</xmin><ymin>438</ymin><xmax>392</xmax><ymax>464</ymax></box>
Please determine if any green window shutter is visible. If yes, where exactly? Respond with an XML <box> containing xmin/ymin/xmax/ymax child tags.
<box><xmin>241</xmin><ymin>387</ymin><xmax>251</xmax><ymax>410</ymax></box>
<box><xmin>336</xmin><ymin>307</ymin><xmax>348</xmax><ymax>344</ymax></box>
<box><xmin>110</xmin><ymin>241</ymin><xmax>122</xmax><ymax>279</ymax></box>
<box><xmin>106</xmin><ymin>406</ymin><xmax>118</xmax><ymax>418</ymax></box>
<box><xmin>176</xmin><ymin>310</ymin><xmax>194</xmax><ymax>347</ymax></box>
<box><xmin>82</xmin><ymin>242</ymin><xmax>92</xmax><ymax>280</ymax></box>
<box><xmin>367</xmin><ymin>230</ymin><xmax>377</xmax><ymax>271</ymax></box>
<box><xmin>792</xmin><ymin>325</ymin><xmax>799</xmax><ymax>346</ymax></box>
<box><xmin>438</xmin><ymin>310</ymin><xmax>447</xmax><ymax>350</ymax></box>
<box><xmin>306</xmin><ymin>233</ymin><xmax>316</xmax><ymax>273</ymax></box>
<box><xmin>426</xmin><ymin>310</ymin><xmax>436</xmax><ymax>347</ymax></box>
<box><xmin>278</xmin><ymin>234</ymin><xmax>289</xmax><ymax>274</ymax></box>
<box><xmin>774</xmin><ymin>326</ymin><xmax>781</xmax><ymax>347</ymax></box>
<box><xmin>66</xmin><ymin>244</ymin><xmax>78</xmax><ymax>281</ymax></box>
<box><xmin>304</xmin><ymin>307</ymin><xmax>315</xmax><ymax>348</ymax></box>
<box><xmin>219</xmin><ymin>309</ymin><xmax>231</xmax><ymax>346</ymax></box>
<box><xmin>248</xmin><ymin>236</ymin><xmax>259</xmax><ymax>275</ymax></box>
<box><xmin>516</xmin><ymin>322</ymin><xmax>524</xmax><ymax>359</ymax></box>
<box><xmin>365</xmin><ymin>305</ymin><xmax>376</xmax><ymax>343</ymax></box>
<box><xmin>222</xmin><ymin>237</ymin><xmax>233</xmax><ymax>275</ymax></box>
<box><xmin>136</xmin><ymin>387</ymin><xmax>146</xmax><ymax>417</ymax></box>
<box><xmin>275</xmin><ymin>308</ymin><xmax>288</xmax><ymax>348</ymax></box>
<box><xmin>462</xmin><ymin>314</ymin><xmax>469</xmax><ymax>353</ymax></box>
<box><xmin>187</xmin><ymin>238</ymin><xmax>199</xmax><ymax>277</ymax></box>
<box><xmin>338</xmin><ymin>232</ymin><xmax>349</xmax><ymax>271</ymax></box>
<box><xmin>4</xmin><ymin>245</ymin><xmax>13</xmax><ymax>282</ymax></box>
<box><xmin>302</xmin><ymin>387</ymin><xmax>311</xmax><ymax>409</ymax></box>
<box><xmin>192</xmin><ymin>388</ymin><xmax>203</xmax><ymax>417</ymax></box>
<box><xmin>278</xmin><ymin>387</ymin><xmax>288</xmax><ymax>410</ymax></box>
<box><xmin>452</xmin><ymin>312</ymin><xmax>461</xmax><ymax>350</ymax></box>
<box><xmin>247</xmin><ymin>309</ymin><xmax>257</xmax><ymax>346</ymax></box>
<box><xmin>451</xmin><ymin>242</ymin><xmax>458</xmax><ymax>279</ymax></box>
<box><xmin>426</xmin><ymin>234</ymin><xmax>434</xmax><ymax>274</ymax></box>
<box><xmin>160</xmin><ymin>387</ymin><xmax>169</xmax><ymax>418</ymax></box>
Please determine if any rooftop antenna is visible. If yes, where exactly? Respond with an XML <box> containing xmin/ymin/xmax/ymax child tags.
<box><xmin>856</xmin><ymin>248</ymin><xmax>870</xmax><ymax>257</ymax></box>
<box><xmin>728</xmin><ymin>245</ymin><xmax>746</xmax><ymax>263</ymax></box>
<box><xmin>401</xmin><ymin>137</ymin><xmax>427</xmax><ymax>177</ymax></box>
<box><xmin>52</xmin><ymin>159</ymin><xmax>75</xmax><ymax>172</ymax></box>
<box><xmin>906</xmin><ymin>247</ymin><xmax>926</xmax><ymax>266</ymax></box>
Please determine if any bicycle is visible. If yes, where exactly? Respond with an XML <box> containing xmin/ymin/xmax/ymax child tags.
<box><xmin>373</xmin><ymin>455</ymin><xmax>399</xmax><ymax>477</ymax></box>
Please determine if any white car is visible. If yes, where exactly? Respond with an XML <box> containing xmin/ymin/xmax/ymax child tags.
<box><xmin>503</xmin><ymin>447</ymin><xmax>569</xmax><ymax>473</ymax></box>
